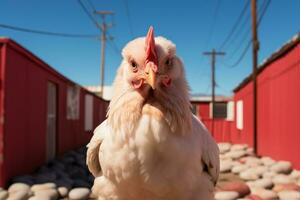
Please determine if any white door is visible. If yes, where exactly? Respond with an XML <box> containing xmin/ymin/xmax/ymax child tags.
<box><xmin>46</xmin><ymin>82</ymin><xmax>57</xmax><ymax>162</ymax></box>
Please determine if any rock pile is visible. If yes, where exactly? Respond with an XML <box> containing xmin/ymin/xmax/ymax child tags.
<box><xmin>1</xmin><ymin>147</ymin><xmax>93</xmax><ymax>200</ymax></box>
<box><xmin>216</xmin><ymin>143</ymin><xmax>300</xmax><ymax>200</ymax></box>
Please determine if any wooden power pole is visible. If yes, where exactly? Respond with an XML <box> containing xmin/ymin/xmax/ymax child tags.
<box><xmin>203</xmin><ymin>49</ymin><xmax>225</xmax><ymax>136</ymax></box>
<box><xmin>251</xmin><ymin>0</ymin><xmax>259</xmax><ymax>154</ymax></box>
<box><xmin>95</xmin><ymin>11</ymin><xmax>114</xmax><ymax>97</ymax></box>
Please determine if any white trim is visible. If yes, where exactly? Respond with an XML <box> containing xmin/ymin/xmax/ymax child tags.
<box><xmin>236</xmin><ymin>100</ymin><xmax>243</xmax><ymax>130</ymax></box>
<box><xmin>227</xmin><ymin>101</ymin><xmax>234</xmax><ymax>121</ymax></box>
<box><xmin>84</xmin><ymin>94</ymin><xmax>94</xmax><ymax>131</ymax></box>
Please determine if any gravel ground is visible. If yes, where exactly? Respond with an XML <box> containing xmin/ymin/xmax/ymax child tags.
<box><xmin>1</xmin><ymin>147</ymin><xmax>95</xmax><ymax>200</ymax></box>
<box><xmin>216</xmin><ymin>143</ymin><xmax>300</xmax><ymax>200</ymax></box>
<box><xmin>2</xmin><ymin>143</ymin><xmax>300</xmax><ymax>200</ymax></box>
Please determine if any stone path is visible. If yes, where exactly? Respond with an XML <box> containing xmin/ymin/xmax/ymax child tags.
<box><xmin>0</xmin><ymin>147</ymin><xmax>94</xmax><ymax>200</ymax></box>
<box><xmin>216</xmin><ymin>143</ymin><xmax>300</xmax><ymax>200</ymax></box>
<box><xmin>2</xmin><ymin>143</ymin><xmax>300</xmax><ymax>200</ymax></box>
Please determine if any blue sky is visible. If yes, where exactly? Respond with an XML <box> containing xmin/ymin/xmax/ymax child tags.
<box><xmin>0</xmin><ymin>0</ymin><xmax>299</xmax><ymax>96</ymax></box>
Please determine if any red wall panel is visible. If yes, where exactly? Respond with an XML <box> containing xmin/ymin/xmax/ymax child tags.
<box><xmin>257</xmin><ymin>44</ymin><xmax>300</xmax><ymax>169</ymax></box>
<box><xmin>0</xmin><ymin>40</ymin><xmax>108</xmax><ymax>186</ymax></box>
<box><xmin>198</xmin><ymin>103</ymin><xmax>210</xmax><ymax>119</ymax></box>
<box><xmin>202</xmin><ymin>119</ymin><xmax>233</xmax><ymax>143</ymax></box>
<box><xmin>4</xmin><ymin>46</ymin><xmax>47</xmax><ymax>184</ymax></box>
<box><xmin>0</xmin><ymin>44</ymin><xmax>6</xmax><ymax>186</ymax></box>
<box><xmin>233</xmin><ymin>43</ymin><xmax>300</xmax><ymax>169</ymax></box>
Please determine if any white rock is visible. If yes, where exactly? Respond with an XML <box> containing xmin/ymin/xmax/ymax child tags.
<box><xmin>68</xmin><ymin>188</ymin><xmax>90</xmax><ymax>200</ymax></box>
<box><xmin>245</xmin><ymin>147</ymin><xmax>254</xmax><ymax>156</ymax></box>
<box><xmin>28</xmin><ymin>196</ymin><xmax>51</xmax><ymax>200</ymax></box>
<box><xmin>246</xmin><ymin>181</ymin><xmax>255</xmax><ymax>189</ymax></box>
<box><xmin>7</xmin><ymin>190</ymin><xmax>29</xmax><ymax>200</ymax></box>
<box><xmin>278</xmin><ymin>190</ymin><xmax>300</xmax><ymax>200</ymax></box>
<box><xmin>251</xmin><ymin>188</ymin><xmax>278</xmax><ymax>199</ymax></box>
<box><xmin>220</xmin><ymin>154</ymin><xmax>231</xmax><ymax>160</ymax></box>
<box><xmin>297</xmin><ymin>180</ymin><xmax>300</xmax><ymax>187</ymax></box>
<box><xmin>290</xmin><ymin>170</ymin><xmax>300</xmax><ymax>180</ymax></box>
<box><xmin>58</xmin><ymin>187</ymin><xmax>69</xmax><ymax>198</ymax></box>
<box><xmin>8</xmin><ymin>183</ymin><xmax>30</xmax><ymax>194</ymax></box>
<box><xmin>226</xmin><ymin>150</ymin><xmax>247</xmax><ymax>160</ymax></box>
<box><xmin>263</xmin><ymin>171</ymin><xmax>278</xmax><ymax>179</ymax></box>
<box><xmin>273</xmin><ymin>174</ymin><xmax>294</xmax><ymax>185</ymax></box>
<box><xmin>270</xmin><ymin>161</ymin><xmax>293</xmax><ymax>174</ymax></box>
<box><xmin>261</xmin><ymin>156</ymin><xmax>276</xmax><ymax>167</ymax></box>
<box><xmin>218</xmin><ymin>143</ymin><xmax>232</xmax><ymax>154</ymax></box>
<box><xmin>33</xmin><ymin>189</ymin><xmax>58</xmax><ymax>200</ymax></box>
<box><xmin>231</xmin><ymin>144</ymin><xmax>248</xmax><ymax>151</ymax></box>
<box><xmin>240</xmin><ymin>170</ymin><xmax>260</xmax><ymax>181</ymax></box>
<box><xmin>240</xmin><ymin>157</ymin><xmax>262</xmax><ymax>167</ymax></box>
<box><xmin>232</xmin><ymin>165</ymin><xmax>248</xmax><ymax>174</ymax></box>
<box><xmin>215</xmin><ymin>191</ymin><xmax>239</xmax><ymax>200</ymax></box>
<box><xmin>31</xmin><ymin>183</ymin><xmax>56</xmax><ymax>192</ymax></box>
<box><xmin>253</xmin><ymin>178</ymin><xmax>274</xmax><ymax>189</ymax></box>
<box><xmin>220</xmin><ymin>160</ymin><xmax>233</xmax><ymax>173</ymax></box>
<box><xmin>254</xmin><ymin>166</ymin><xmax>269</xmax><ymax>176</ymax></box>
<box><xmin>0</xmin><ymin>190</ymin><xmax>8</xmax><ymax>200</ymax></box>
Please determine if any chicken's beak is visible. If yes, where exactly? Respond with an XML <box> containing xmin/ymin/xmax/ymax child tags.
<box><xmin>145</xmin><ymin>64</ymin><xmax>156</xmax><ymax>90</ymax></box>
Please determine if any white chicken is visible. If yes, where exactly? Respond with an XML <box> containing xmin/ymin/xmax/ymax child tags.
<box><xmin>86</xmin><ymin>27</ymin><xmax>219</xmax><ymax>200</ymax></box>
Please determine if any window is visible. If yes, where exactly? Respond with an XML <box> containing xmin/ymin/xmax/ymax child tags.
<box><xmin>191</xmin><ymin>103</ymin><xmax>198</xmax><ymax>115</ymax></box>
<box><xmin>211</xmin><ymin>102</ymin><xmax>227</xmax><ymax>118</ymax></box>
<box><xmin>84</xmin><ymin>94</ymin><xmax>94</xmax><ymax>131</ymax></box>
<box><xmin>236</xmin><ymin>100</ymin><xmax>243</xmax><ymax>130</ymax></box>
<box><xmin>66</xmin><ymin>85</ymin><xmax>80</xmax><ymax>120</ymax></box>
<box><xmin>227</xmin><ymin>101</ymin><xmax>234</xmax><ymax>121</ymax></box>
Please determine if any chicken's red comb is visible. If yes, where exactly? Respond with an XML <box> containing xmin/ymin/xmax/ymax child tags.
<box><xmin>145</xmin><ymin>26</ymin><xmax>158</xmax><ymax>72</ymax></box>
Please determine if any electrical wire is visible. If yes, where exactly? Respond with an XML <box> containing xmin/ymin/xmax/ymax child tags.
<box><xmin>224</xmin><ymin>0</ymin><xmax>271</xmax><ymax>68</ymax></box>
<box><xmin>0</xmin><ymin>23</ymin><xmax>99</xmax><ymax>39</ymax></box>
<box><xmin>86</xmin><ymin>0</ymin><xmax>97</xmax><ymax>12</ymax></box>
<box><xmin>223</xmin><ymin>0</ymin><xmax>265</xmax><ymax>61</ymax></box>
<box><xmin>219</xmin><ymin>0</ymin><xmax>250</xmax><ymax>50</ymax></box>
<box><xmin>77</xmin><ymin>0</ymin><xmax>102</xmax><ymax>30</ymax></box>
<box><xmin>78</xmin><ymin>0</ymin><xmax>121</xmax><ymax>55</ymax></box>
<box><xmin>204</xmin><ymin>0</ymin><xmax>222</xmax><ymax>49</ymax></box>
<box><xmin>122</xmin><ymin>0</ymin><xmax>134</xmax><ymax>38</ymax></box>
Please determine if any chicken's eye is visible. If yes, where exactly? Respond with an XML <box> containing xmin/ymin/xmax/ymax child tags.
<box><xmin>130</xmin><ymin>60</ymin><xmax>138</xmax><ymax>72</ymax></box>
<box><xmin>165</xmin><ymin>58</ymin><xmax>172</xmax><ymax>67</ymax></box>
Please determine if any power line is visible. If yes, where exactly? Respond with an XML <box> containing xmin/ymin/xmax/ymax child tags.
<box><xmin>203</xmin><ymin>49</ymin><xmax>225</xmax><ymax>136</ymax></box>
<box><xmin>0</xmin><ymin>23</ymin><xmax>98</xmax><ymax>39</ymax></box>
<box><xmin>77</xmin><ymin>0</ymin><xmax>102</xmax><ymax>30</ymax></box>
<box><xmin>107</xmin><ymin>39</ymin><xmax>121</xmax><ymax>56</ymax></box>
<box><xmin>223</xmin><ymin>0</ymin><xmax>271</xmax><ymax>68</ymax></box>
<box><xmin>122</xmin><ymin>0</ymin><xmax>134</xmax><ymax>38</ymax></box>
<box><xmin>204</xmin><ymin>0</ymin><xmax>222</xmax><ymax>49</ymax></box>
<box><xmin>222</xmin><ymin>11</ymin><xmax>251</xmax><ymax>52</ymax></box>
<box><xmin>86</xmin><ymin>0</ymin><xmax>97</xmax><ymax>12</ymax></box>
<box><xmin>222</xmin><ymin>0</ymin><xmax>265</xmax><ymax>61</ymax></box>
<box><xmin>219</xmin><ymin>0</ymin><xmax>249</xmax><ymax>50</ymax></box>
<box><xmin>78</xmin><ymin>0</ymin><xmax>120</xmax><ymax>54</ymax></box>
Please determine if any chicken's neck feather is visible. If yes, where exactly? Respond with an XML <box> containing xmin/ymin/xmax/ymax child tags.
<box><xmin>107</xmin><ymin>67</ymin><xmax>192</xmax><ymax>140</ymax></box>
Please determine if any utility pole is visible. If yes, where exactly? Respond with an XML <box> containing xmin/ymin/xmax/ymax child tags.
<box><xmin>203</xmin><ymin>49</ymin><xmax>225</xmax><ymax>137</ymax></box>
<box><xmin>95</xmin><ymin>11</ymin><xmax>114</xmax><ymax>97</ymax></box>
<box><xmin>251</xmin><ymin>0</ymin><xmax>259</xmax><ymax>154</ymax></box>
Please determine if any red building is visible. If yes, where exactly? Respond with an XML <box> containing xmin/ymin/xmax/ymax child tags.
<box><xmin>231</xmin><ymin>33</ymin><xmax>300</xmax><ymax>169</ymax></box>
<box><xmin>191</xmin><ymin>95</ymin><xmax>233</xmax><ymax>142</ymax></box>
<box><xmin>0</xmin><ymin>38</ymin><xmax>108</xmax><ymax>186</ymax></box>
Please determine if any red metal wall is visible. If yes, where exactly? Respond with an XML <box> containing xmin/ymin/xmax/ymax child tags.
<box><xmin>230</xmin><ymin>82</ymin><xmax>254</xmax><ymax>147</ymax></box>
<box><xmin>0</xmin><ymin>43</ymin><xmax>6</xmax><ymax>187</ymax></box>
<box><xmin>0</xmin><ymin>39</ymin><xmax>108</xmax><ymax>186</ymax></box>
<box><xmin>202</xmin><ymin>119</ymin><xmax>233</xmax><ymax>143</ymax></box>
<box><xmin>197</xmin><ymin>102</ymin><xmax>210</xmax><ymax>119</ymax></box>
<box><xmin>233</xmin><ymin>43</ymin><xmax>300</xmax><ymax>169</ymax></box>
<box><xmin>194</xmin><ymin>102</ymin><xmax>232</xmax><ymax>143</ymax></box>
